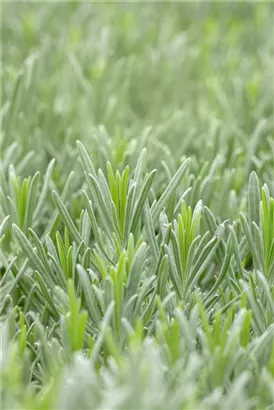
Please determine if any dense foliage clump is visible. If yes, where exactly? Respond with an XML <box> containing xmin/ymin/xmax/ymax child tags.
<box><xmin>1</xmin><ymin>3</ymin><xmax>273</xmax><ymax>410</ymax></box>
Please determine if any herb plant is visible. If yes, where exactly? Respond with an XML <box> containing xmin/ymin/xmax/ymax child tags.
<box><xmin>1</xmin><ymin>3</ymin><xmax>273</xmax><ymax>410</ymax></box>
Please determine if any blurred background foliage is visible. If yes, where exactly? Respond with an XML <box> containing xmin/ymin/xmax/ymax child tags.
<box><xmin>2</xmin><ymin>2</ymin><xmax>273</xmax><ymax>175</ymax></box>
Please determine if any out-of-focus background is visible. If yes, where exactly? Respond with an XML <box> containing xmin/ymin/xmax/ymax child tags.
<box><xmin>2</xmin><ymin>2</ymin><xmax>273</xmax><ymax>192</ymax></box>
